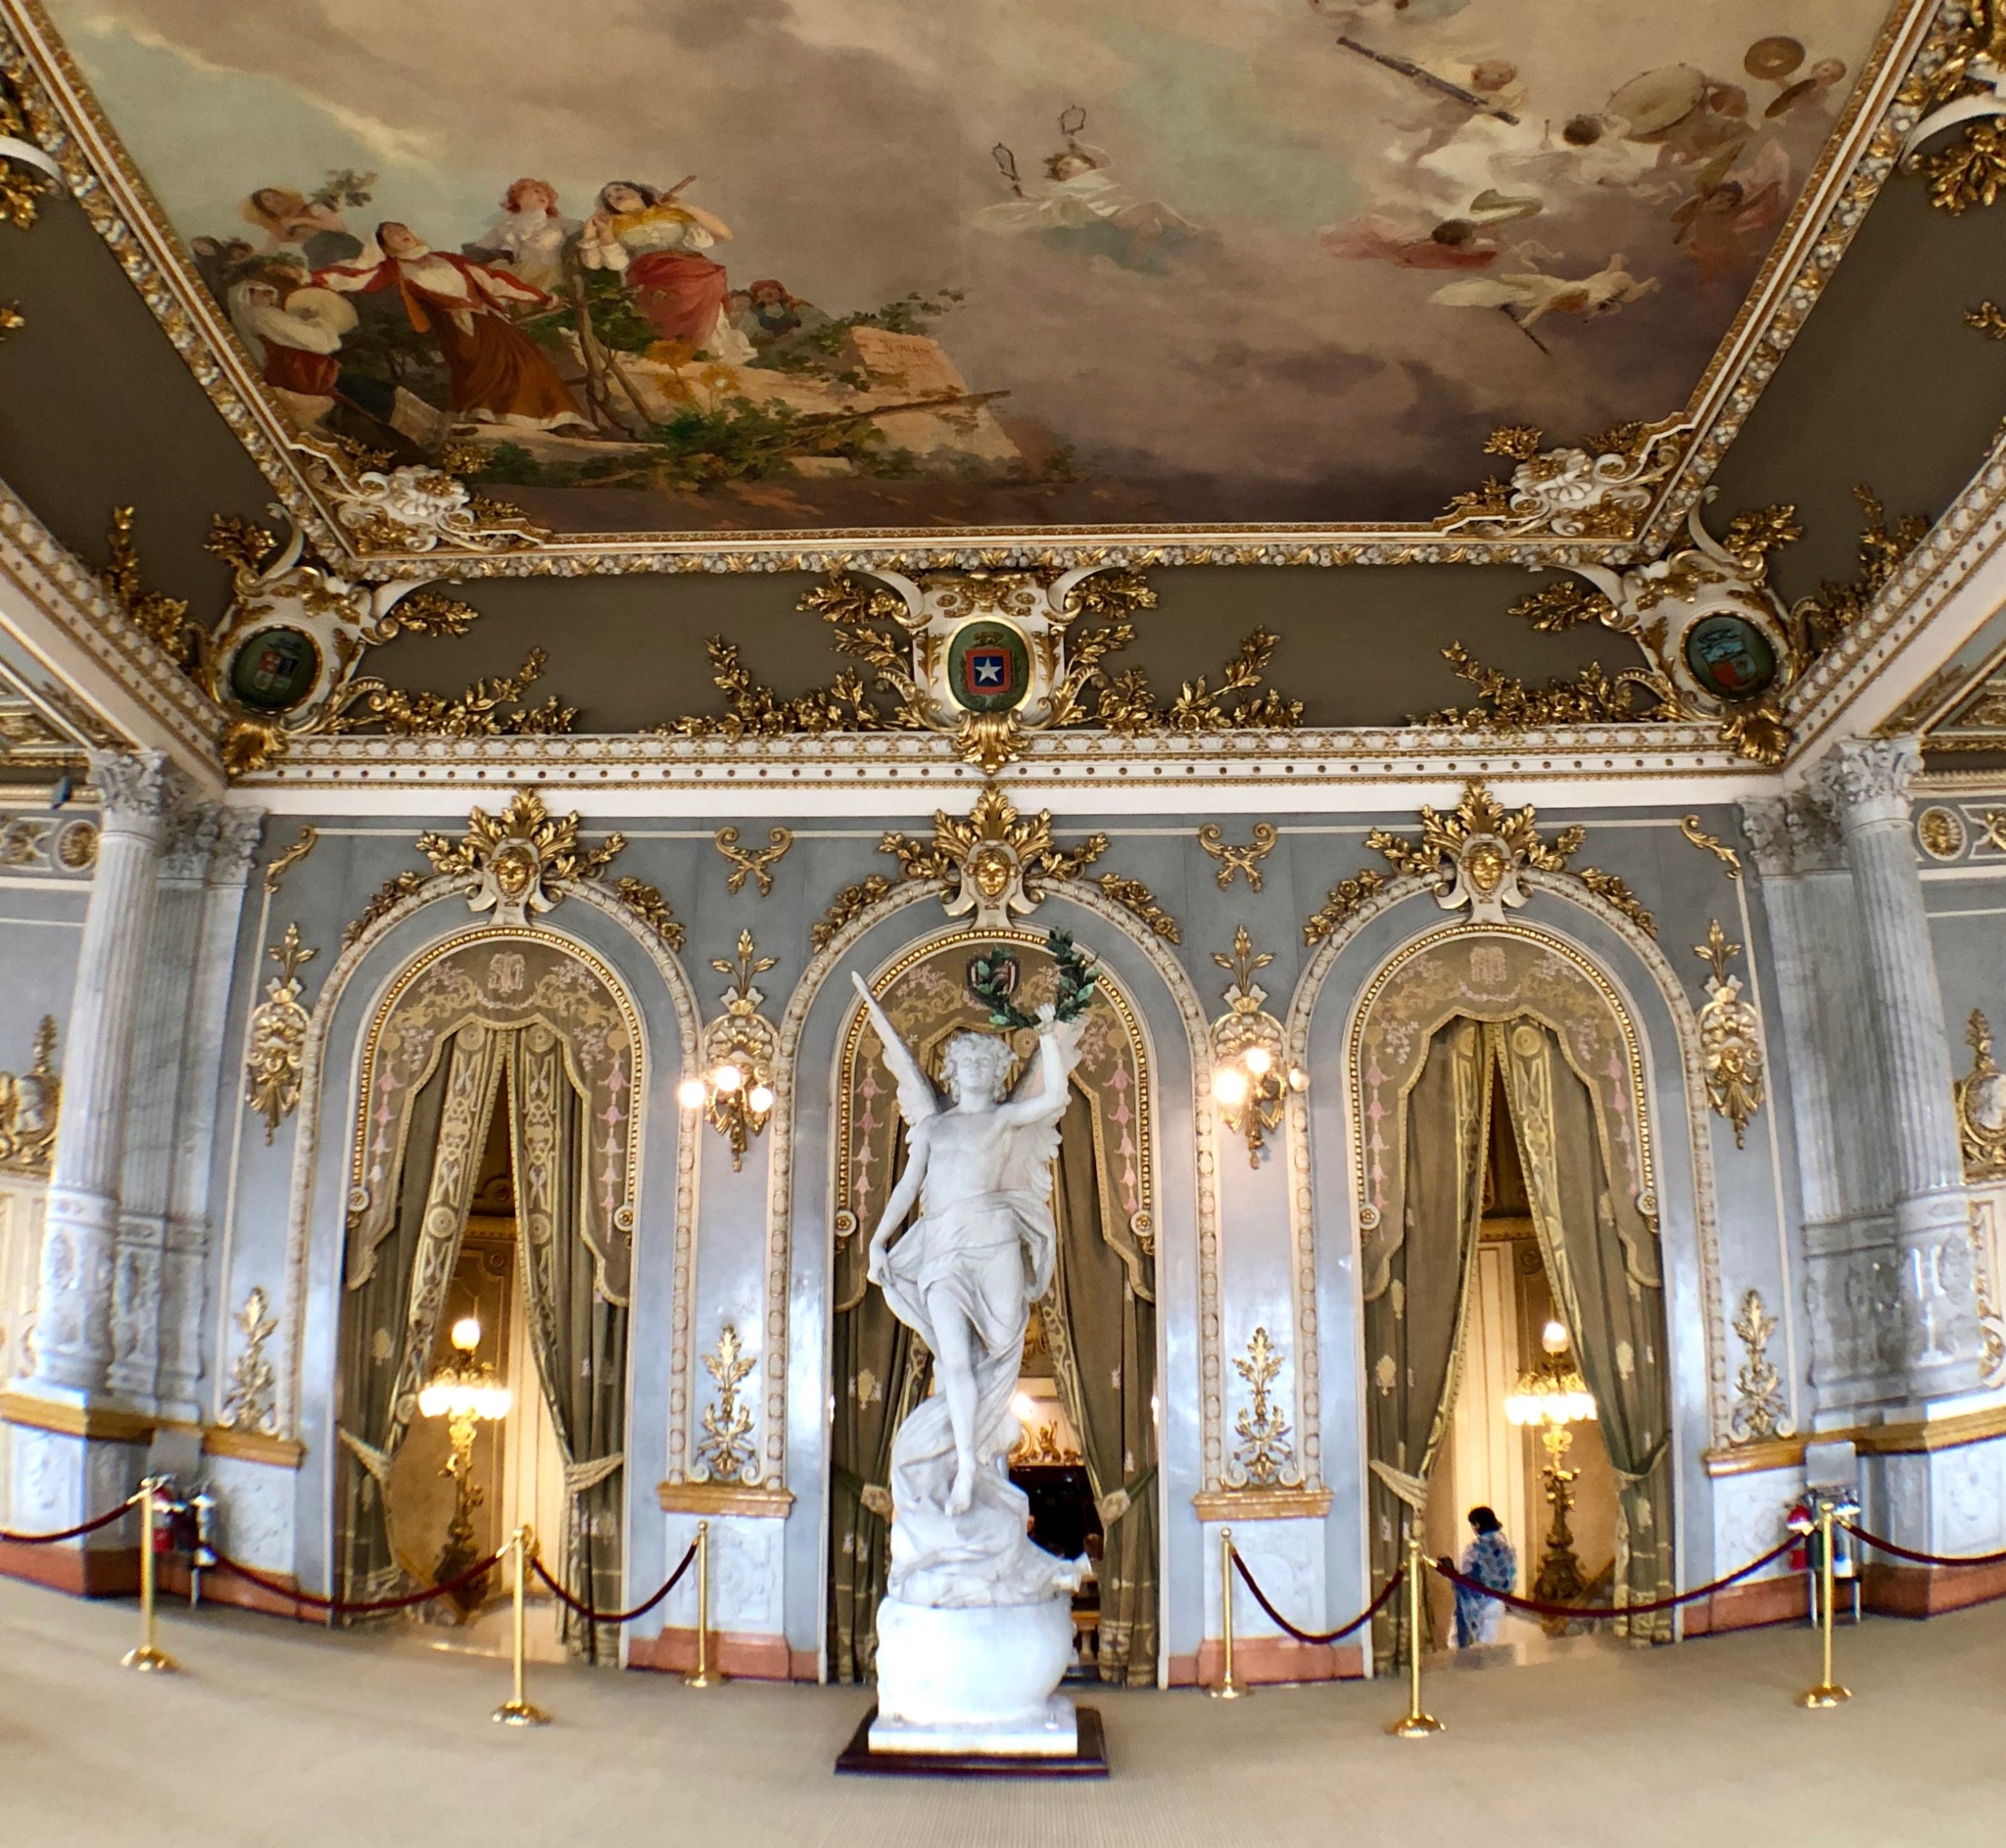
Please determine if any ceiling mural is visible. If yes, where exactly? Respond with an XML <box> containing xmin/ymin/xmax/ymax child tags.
<box><xmin>16</xmin><ymin>0</ymin><xmax>1916</xmax><ymax>565</ymax></box>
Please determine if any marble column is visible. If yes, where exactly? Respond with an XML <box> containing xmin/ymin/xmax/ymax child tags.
<box><xmin>24</xmin><ymin>749</ymin><xmax>175</xmax><ymax>1398</ymax></box>
<box><xmin>108</xmin><ymin>802</ymin><xmax>218</xmax><ymax>1408</ymax></box>
<box><xmin>1810</xmin><ymin>737</ymin><xmax>1984</xmax><ymax>1401</ymax></box>
<box><xmin>160</xmin><ymin>806</ymin><xmax>263</xmax><ymax>1421</ymax></box>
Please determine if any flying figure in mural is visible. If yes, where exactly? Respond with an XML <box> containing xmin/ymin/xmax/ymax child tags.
<box><xmin>979</xmin><ymin>107</ymin><xmax>1201</xmax><ymax>273</ymax></box>
<box><xmin>851</xmin><ymin>971</ymin><xmax>1084</xmax><ymax>1592</ymax></box>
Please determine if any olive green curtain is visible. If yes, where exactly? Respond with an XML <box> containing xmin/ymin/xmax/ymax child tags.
<box><xmin>1364</xmin><ymin>1017</ymin><xmax>1492</xmax><ymax>1667</ymax></box>
<box><xmin>1493</xmin><ymin>1016</ymin><xmax>1673</xmax><ymax>1637</ymax></box>
<box><xmin>335</xmin><ymin>1022</ymin><xmax>505</xmax><ymax>1613</ymax></box>
<box><xmin>827</xmin><ymin>1117</ymin><xmax>931</xmax><ymax>1683</ymax></box>
<box><xmin>506</xmin><ymin>1027</ymin><xmax>628</xmax><ymax>1661</ymax></box>
<box><xmin>1044</xmin><ymin>1085</ymin><xmax>1159</xmax><ymax>1685</ymax></box>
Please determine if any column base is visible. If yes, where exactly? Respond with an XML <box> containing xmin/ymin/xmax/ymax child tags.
<box><xmin>0</xmin><ymin>1398</ymin><xmax>147</xmax><ymax>1598</ymax></box>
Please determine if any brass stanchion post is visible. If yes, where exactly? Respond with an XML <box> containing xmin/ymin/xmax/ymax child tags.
<box><xmin>494</xmin><ymin>1524</ymin><xmax>550</xmax><ymax>1726</ymax></box>
<box><xmin>1385</xmin><ymin>1529</ymin><xmax>1442</xmax><ymax>1737</ymax></box>
<box><xmin>1210</xmin><ymin>1526</ymin><xmax>1245</xmax><ymax>1699</ymax></box>
<box><xmin>684</xmin><ymin>1519</ymin><xmax>726</xmax><ymax>1688</ymax></box>
<box><xmin>1796</xmin><ymin>1496</ymin><xmax>1850</xmax><ymax>1710</ymax></box>
<box><xmin>121</xmin><ymin>1478</ymin><xmax>178</xmax><ymax>1673</ymax></box>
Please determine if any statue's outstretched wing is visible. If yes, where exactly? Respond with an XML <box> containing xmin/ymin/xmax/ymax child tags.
<box><xmin>851</xmin><ymin>972</ymin><xmax>940</xmax><ymax>1128</ymax></box>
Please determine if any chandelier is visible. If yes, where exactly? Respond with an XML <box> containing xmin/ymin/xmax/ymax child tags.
<box><xmin>1505</xmin><ymin>1319</ymin><xmax>1597</xmax><ymax>1632</ymax></box>
<box><xmin>419</xmin><ymin>1315</ymin><xmax>511</xmax><ymax>1616</ymax></box>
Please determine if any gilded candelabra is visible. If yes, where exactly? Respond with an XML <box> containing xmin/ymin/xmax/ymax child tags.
<box><xmin>1505</xmin><ymin>1319</ymin><xmax>1598</xmax><ymax>1636</ymax></box>
<box><xmin>418</xmin><ymin>1316</ymin><xmax>511</xmax><ymax>1618</ymax></box>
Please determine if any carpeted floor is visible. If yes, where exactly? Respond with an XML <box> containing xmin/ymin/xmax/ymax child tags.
<box><xmin>4</xmin><ymin>1576</ymin><xmax>2003</xmax><ymax>1847</ymax></box>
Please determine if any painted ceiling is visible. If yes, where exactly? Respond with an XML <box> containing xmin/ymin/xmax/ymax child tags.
<box><xmin>13</xmin><ymin>0</ymin><xmax>1918</xmax><ymax>569</ymax></box>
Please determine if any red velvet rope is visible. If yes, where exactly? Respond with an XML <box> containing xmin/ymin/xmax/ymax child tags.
<box><xmin>0</xmin><ymin>1494</ymin><xmax>137</xmax><ymax>1545</ymax></box>
<box><xmin>210</xmin><ymin>1546</ymin><xmax>503</xmax><ymax>1614</ymax></box>
<box><xmin>1429</xmin><ymin>1534</ymin><xmax>1797</xmax><ymax>1620</ymax></box>
<box><xmin>1230</xmin><ymin>1551</ymin><xmax>1406</xmax><ymax>1645</ymax></box>
<box><xmin>531</xmin><ymin>1540</ymin><xmax>697</xmax><ymax>1626</ymax></box>
<box><xmin>1841</xmin><ymin>1523</ymin><xmax>2006</xmax><ymax>1570</ymax></box>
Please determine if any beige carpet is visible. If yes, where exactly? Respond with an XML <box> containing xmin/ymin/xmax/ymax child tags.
<box><xmin>4</xmin><ymin>1576</ymin><xmax>2003</xmax><ymax>1847</ymax></box>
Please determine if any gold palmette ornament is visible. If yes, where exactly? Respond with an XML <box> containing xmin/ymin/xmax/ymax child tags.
<box><xmin>494</xmin><ymin>1524</ymin><xmax>549</xmax><ymax>1727</ymax></box>
<box><xmin>1385</xmin><ymin>1529</ymin><xmax>1443</xmax><ymax>1737</ymax></box>
<box><xmin>1209</xmin><ymin>1527</ymin><xmax>1244</xmax><ymax>1699</ymax></box>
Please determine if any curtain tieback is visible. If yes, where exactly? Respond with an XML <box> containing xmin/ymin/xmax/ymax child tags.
<box><xmin>337</xmin><ymin>1426</ymin><xmax>392</xmax><ymax>1488</ymax></box>
<box><xmin>563</xmin><ymin>1453</ymin><xmax>624</xmax><ymax>1497</ymax></box>
<box><xmin>1368</xmin><ymin>1458</ymin><xmax>1429</xmax><ymax>1514</ymax></box>
<box><xmin>1095</xmin><ymin>1464</ymin><xmax>1157</xmax><ymax>1528</ymax></box>
<box><xmin>860</xmin><ymin>1484</ymin><xmax>894</xmax><ymax>1520</ymax></box>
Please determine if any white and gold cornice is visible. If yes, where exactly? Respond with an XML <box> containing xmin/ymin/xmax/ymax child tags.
<box><xmin>0</xmin><ymin>0</ymin><xmax>1956</xmax><ymax>577</ymax></box>
<box><xmin>0</xmin><ymin>475</ymin><xmax>225</xmax><ymax>788</ymax></box>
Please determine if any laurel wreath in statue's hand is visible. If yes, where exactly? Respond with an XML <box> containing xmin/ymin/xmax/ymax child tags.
<box><xmin>966</xmin><ymin>927</ymin><xmax>1099</xmax><ymax>1029</ymax></box>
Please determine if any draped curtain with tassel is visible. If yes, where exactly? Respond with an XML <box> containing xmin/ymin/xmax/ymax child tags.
<box><xmin>1493</xmin><ymin>1016</ymin><xmax>1673</xmax><ymax>1636</ymax></box>
<box><xmin>1363</xmin><ymin>1018</ymin><xmax>1492</xmax><ymax>1665</ymax></box>
<box><xmin>336</xmin><ymin>1021</ymin><xmax>506</xmax><ymax>1613</ymax></box>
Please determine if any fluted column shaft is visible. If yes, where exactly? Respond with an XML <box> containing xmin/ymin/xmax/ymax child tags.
<box><xmin>26</xmin><ymin>751</ymin><xmax>174</xmax><ymax>1397</ymax></box>
<box><xmin>1812</xmin><ymin>738</ymin><xmax>1983</xmax><ymax>1397</ymax></box>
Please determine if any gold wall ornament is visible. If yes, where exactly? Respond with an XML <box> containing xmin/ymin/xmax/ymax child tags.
<box><xmin>1504</xmin><ymin>502</ymin><xmax>1805</xmax><ymax>765</ymax></box>
<box><xmin>880</xmin><ymin>782</ymin><xmax>1107</xmax><ymax>927</ymax></box>
<box><xmin>217</xmin><ymin>1287</ymin><xmax>280</xmax><ymax>1436</ymax></box>
<box><xmin>1789</xmin><ymin>485</ymin><xmax>1931</xmax><ymax>655</ymax></box>
<box><xmin>416</xmin><ymin>790</ymin><xmax>625</xmax><ymax>926</ymax></box>
<box><xmin>0</xmin><ymin>1015</ymin><xmax>59</xmax><ymax>1176</ymax></box>
<box><xmin>666</xmin><ymin>566</ymin><xmax>1157</xmax><ymax>772</ymax></box>
<box><xmin>1302</xmin><ymin>868</ymin><xmax>1387</xmax><ymax>946</ymax></box>
<box><xmin>1678</xmin><ymin>814</ymin><xmax>1743</xmax><ymax>878</ymax></box>
<box><xmin>1695</xmin><ymin>921</ymin><xmax>1764</xmax><ymax>1149</ymax></box>
<box><xmin>1728</xmin><ymin>1290</ymin><xmax>1794</xmax><ymax>1445</ymax></box>
<box><xmin>295</xmin><ymin>439</ymin><xmax>549</xmax><ymax>554</ymax></box>
<box><xmin>1436</xmin><ymin>416</ymin><xmax>1692</xmax><ymax>542</ymax></box>
<box><xmin>1917</xmin><ymin>806</ymin><xmax>1969</xmax><ymax>860</ymax></box>
<box><xmin>1197</xmin><ymin>822</ymin><xmax>1277</xmax><ymax>891</ymax></box>
<box><xmin>690</xmin><ymin>932</ymin><xmax>780</xmax><ymax>1170</ymax></box>
<box><xmin>342</xmin><ymin>869</ymin><xmax>428</xmax><ymax>951</ymax></box>
<box><xmin>1224</xmin><ymin>1326</ymin><xmax>1304</xmax><ymax>1490</ymax></box>
<box><xmin>98</xmin><ymin>506</ymin><xmax>204</xmax><ymax>670</ymax></box>
<box><xmin>244</xmin><ymin>924</ymin><xmax>316</xmax><ymax>1143</ymax></box>
<box><xmin>611</xmin><ymin>877</ymin><xmax>687</xmax><ymax>950</ymax></box>
<box><xmin>1955</xmin><ymin>1009</ymin><xmax>2006</xmax><ymax>1180</ymax></box>
<box><xmin>1096</xmin><ymin>628</ymin><xmax>1304</xmax><ymax>734</ymax></box>
<box><xmin>1969</xmin><ymin>300</ymin><xmax>2006</xmax><ymax>337</ymax></box>
<box><xmin>1095</xmin><ymin>873</ymin><xmax>1181</xmax><ymax>943</ymax></box>
<box><xmin>1576</xmin><ymin>869</ymin><xmax>1657</xmax><ymax>939</ymax></box>
<box><xmin>1418</xmin><ymin>643</ymin><xmax>1673</xmax><ymax>731</ymax></box>
<box><xmin>0</xmin><ymin>71</ymin><xmax>61</xmax><ymax>231</ymax></box>
<box><xmin>327</xmin><ymin>649</ymin><xmax>576</xmax><ymax>740</ymax></box>
<box><xmin>693</xmin><ymin>1323</ymin><xmax>758</xmax><ymax>1483</ymax></box>
<box><xmin>1208</xmin><ymin>927</ymin><xmax>1301</xmax><ymax>1168</ymax></box>
<box><xmin>0</xmin><ymin>301</ymin><xmax>21</xmax><ymax>338</ymax></box>
<box><xmin>811</xmin><ymin>873</ymin><xmax>895</xmax><ymax>952</ymax></box>
<box><xmin>261</xmin><ymin>823</ymin><xmax>318</xmax><ymax>896</ymax></box>
<box><xmin>714</xmin><ymin>825</ymin><xmax>793</xmax><ymax>897</ymax></box>
<box><xmin>1900</xmin><ymin>6</ymin><xmax>2006</xmax><ymax>213</ymax></box>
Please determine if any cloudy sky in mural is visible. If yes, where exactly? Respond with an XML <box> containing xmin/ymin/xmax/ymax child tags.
<box><xmin>49</xmin><ymin>0</ymin><xmax>1893</xmax><ymax>535</ymax></box>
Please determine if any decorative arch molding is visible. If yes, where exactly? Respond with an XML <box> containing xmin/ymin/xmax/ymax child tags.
<box><xmin>1284</xmin><ymin>869</ymin><xmax>1729</xmax><ymax>1445</ymax></box>
<box><xmin>751</xmin><ymin>876</ymin><xmax>1230</xmax><ymax>1493</ymax></box>
<box><xmin>276</xmin><ymin>877</ymin><xmax>700</xmax><ymax>1437</ymax></box>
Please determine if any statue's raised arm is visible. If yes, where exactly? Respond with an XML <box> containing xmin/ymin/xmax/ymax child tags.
<box><xmin>850</xmin><ymin>971</ymin><xmax>940</xmax><ymax>1130</ymax></box>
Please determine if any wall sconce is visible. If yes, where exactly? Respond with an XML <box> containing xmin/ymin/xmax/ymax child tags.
<box><xmin>683</xmin><ymin>929</ymin><xmax>780</xmax><ymax>1170</ymax></box>
<box><xmin>1208</xmin><ymin>926</ymin><xmax>1306</xmax><ymax>1168</ymax></box>
<box><xmin>418</xmin><ymin>1315</ymin><xmax>510</xmax><ymax>1616</ymax></box>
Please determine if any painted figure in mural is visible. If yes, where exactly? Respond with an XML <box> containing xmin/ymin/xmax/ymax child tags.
<box><xmin>238</xmin><ymin>186</ymin><xmax>363</xmax><ymax>269</ymax></box>
<box><xmin>227</xmin><ymin>270</ymin><xmax>357</xmax><ymax>418</ymax></box>
<box><xmin>578</xmin><ymin>180</ymin><xmax>754</xmax><ymax>362</ymax></box>
<box><xmin>316</xmin><ymin>223</ymin><xmax>591</xmax><ymax>432</ymax></box>
<box><xmin>978</xmin><ymin>133</ymin><xmax>1201</xmax><ymax>274</ymax></box>
<box><xmin>466</xmin><ymin>178</ymin><xmax>581</xmax><ymax>295</ymax></box>
<box><xmin>1319</xmin><ymin>213</ymin><xmax>1502</xmax><ymax>269</ymax></box>
<box><xmin>852</xmin><ymin>972</ymin><xmax>1083</xmax><ymax>1590</ymax></box>
<box><xmin>1449</xmin><ymin>1505</ymin><xmax>1517</xmax><ymax>1646</ymax></box>
<box><xmin>1430</xmin><ymin>251</ymin><xmax>1659</xmax><ymax>329</ymax></box>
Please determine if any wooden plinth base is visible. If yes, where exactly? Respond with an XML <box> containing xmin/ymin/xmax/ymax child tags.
<box><xmin>835</xmin><ymin>1704</ymin><xmax>1108</xmax><ymax>1778</ymax></box>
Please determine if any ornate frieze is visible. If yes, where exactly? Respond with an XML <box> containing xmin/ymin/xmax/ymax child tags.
<box><xmin>244</xmin><ymin>924</ymin><xmax>315</xmax><ymax>1143</ymax></box>
<box><xmin>1436</xmin><ymin>417</ymin><xmax>1691</xmax><ymax>543</ymax></box>
<box><xmin>1695</xmin><ymin>922</ymin><xmax>1766</xmax><ymax>1150</ymax></box>
<box><xmin>881</xmin><ymin>782</ymin><xmax>1107</xmax><ymax>927</ymax></box>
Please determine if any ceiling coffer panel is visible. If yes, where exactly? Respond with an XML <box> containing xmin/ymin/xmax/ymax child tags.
<box><xmin>0</xmin><ymin>0</ymin><xmax>1949</xmax><ymax>574</ymax></box>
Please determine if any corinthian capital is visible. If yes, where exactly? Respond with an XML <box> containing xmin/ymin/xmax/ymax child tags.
<box><xmin>85</xmin><ymin>748</ymin><xmax>177</xmax><ymax>840</ymax></box>
<box><xmin>1809</xmin><ymin>736</ymin><xmax>1922</xmax><ymax>829</ymax></box>
<box><xmin>210</xmin><ymin>807</ymin><xmax>266</xmax><ymax>887</ymax></box>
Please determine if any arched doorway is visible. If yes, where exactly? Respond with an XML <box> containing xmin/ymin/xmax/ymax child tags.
<box><xmin>1350</xmin><ymin>925</ymin><xmax>1675</xmax><ymax>1657</ymax></box>
<box><xmin>332</xmin><ymin>929</ymin><xmax>642</xmax><ymax>1655</ymax></box>
<box><xmin>827</xmin><ymin>927</ymin><xmax>1161</xmax><ymax>1687</ymax></box>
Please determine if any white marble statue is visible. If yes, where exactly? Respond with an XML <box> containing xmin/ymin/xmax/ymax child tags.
<box><xmin>850</xmin><ymin>972</ymin><xmax>1088</xmax><ymax>1752</ymax></box>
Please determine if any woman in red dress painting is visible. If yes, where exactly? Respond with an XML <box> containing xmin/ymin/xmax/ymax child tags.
<box><xmin>316</xmin><ymin>221</ymin><xmax>590</xmax><ymax>431</ymax></box>
<box><xmin>578</xmin><ymin>180</ymin><xmax>753</xmax><ymax>361</ymax></box>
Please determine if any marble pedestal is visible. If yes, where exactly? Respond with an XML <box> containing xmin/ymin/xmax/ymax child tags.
<box><xmin>869</xmin><ymin>1594</ymin><xmax>1078</xmax><ymax>1756</ymax></box>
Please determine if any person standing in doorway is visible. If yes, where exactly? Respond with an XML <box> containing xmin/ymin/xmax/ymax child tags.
<box><xmin>1452</xmin><ymin>1505</ymin><xmax>1517</xmax><ymax>1646</ymax></box>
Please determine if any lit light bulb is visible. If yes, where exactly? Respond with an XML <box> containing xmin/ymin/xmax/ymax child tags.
<box><xmin>1243</xmin><ymin>1046</ymin><xmax>1272</xmax><ymax>1077</ymax></box>
<box><xmin>1212</xmin><ymin>1066</ymin><xmax>1249</xmax><ymax>1109</ymax></box>
<box><xmin>747</xmin><ymin>1082</ymin><xmax>775</xmax><ymax>1114</ymax></box>
<box><xmin>678</xmin><ymin>1077</ymin><xmax>707</xmax><ymax>1111</ymax></box>
<box><xmin>450</xmin><ymin>1315</ymin><xmax>482</xmax><ymax>1353</ymax></box>
<box><xmin>1541</xmin><ymin>1319</ymin><xmax>1570</xmax><ymax>1355</ymax></box>
<box><xmin>1012</xmin><ymin>1393</ymin><xmax>1039</xmax><ymax>1427</ymax></box>
<box><xmin>712</xmin><ymin>1063</ymin><xmax>744</xmax><ymax>1094</ymax></box>
<box><xmin>1287</xmin><ymin>1066</ymin><xmax>1310</xmax><ymax>1092</ymax></box>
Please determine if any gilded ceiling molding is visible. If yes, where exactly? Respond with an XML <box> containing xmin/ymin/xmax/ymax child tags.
<box><xmin>1363</xmin><ymin>780</ymin><xmax>1655</xmax><ymax>937</ymax></box>
<box><xmin>1968</xmin><ymin>299</ymin><xmax>2006</xmax><ymax>335</ymax></box>
<box><xmin>1897</xmin><ymin>2</ymin><xmax>2006</xmax><ymax>212</ymax></box>
<box><xmin>714</xmin><ymin>825</ymin><xmax>792</xmax><ymax>896</ymax></box>
<box><xmin>0</xmin><ymin>1012</ymin><xmax>57</xmax><ymax>1176</ymax></box>
<box><xmin>416</xmin><ymin>789</ymin><xmax>625</xmax><ymax>925</ymax></box>
<box><xmin>0</xmin><ymin>1</ymin><xmax>1952</xmax><ymax>574</ymax></box>
<box><xmin>1435</xmin><ymin>417</ymin><xmax>1693</xmax><ymax>544</ymax></box>
<box><xmin>1694</xmin><ymin>921</ymin><xmax>1766</xmax><ymax>1149</ymax></box>
<box><xmin>1418</xmin><ymin>642</ymin><xmax>1673</xmax><ymax>733</ymax></box>
<box><xmin>0</xmin><ymin>62</ymin><xmax>57</xmax><ymax>233</ymax></box>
